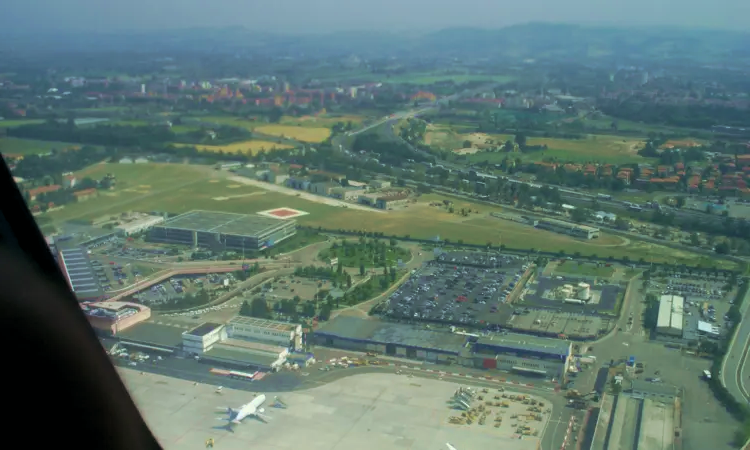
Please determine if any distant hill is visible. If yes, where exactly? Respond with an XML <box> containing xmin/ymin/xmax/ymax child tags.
<box><xmin>2</xmin><ymin>23</ymin><xmax>749</xmax><ymax>64</ymax></box>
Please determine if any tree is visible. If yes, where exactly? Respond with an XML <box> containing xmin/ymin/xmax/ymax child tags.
<box><xmin>239</xmin><ymin>300</ymin><xmax>252</xmax><ymax>316</ymax></box>
<box><xmin>319</xmin><ymin>302</ymin><xmax>332</xmax><ymax>321</ymax></box>
<box><xmin>359</xmin><ymin>263</ymin><xmax>365</xmax><ymax>276</ymax></box>
<box><xmin>715</xmin><ymin>241</ymin><xmax>731</xmax><ymax>255</ymax></box>
<box><xmin>249</xmin><ymin>297</ymin><xmax>271</xmax><ymax>319</ymax></box>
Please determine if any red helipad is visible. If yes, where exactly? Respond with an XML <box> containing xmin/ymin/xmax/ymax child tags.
<box><xmin>257</xmin><ymin>207</ymin><xmax>309</xmax><ymax>219</ymax></box>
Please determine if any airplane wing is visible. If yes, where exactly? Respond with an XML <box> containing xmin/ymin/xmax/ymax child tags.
<box><xmin>446</xmin><ymin>444</ymin><xmax>458</xmax><ymax>450</ymax></box>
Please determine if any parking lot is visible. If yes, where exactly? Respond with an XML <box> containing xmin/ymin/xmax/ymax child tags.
<box><xmin>385</xmin><ymin>252</ymin><xmax>529</xmax><ymax>326</ymax></box>
<box><xmin>133</xmin><ymin>273</ymin><xmax>235</xmax><ymax>306</ymax></box>
<box><xmin>90</xmin><ymin>259</ymin><xmax>153</xmax><ymax>292</ymax></box>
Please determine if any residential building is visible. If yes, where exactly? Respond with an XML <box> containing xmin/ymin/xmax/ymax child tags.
<box><xmin>27</xmin><ymin>184</ymin><xmax>61</xmax><ymax>201</ymax></box>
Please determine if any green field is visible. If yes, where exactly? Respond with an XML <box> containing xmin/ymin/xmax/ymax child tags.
<box><xmin>0</xmin><ymin>137</ymin><xmax>82</xmax><ymax>156</ymax></box>
<box><xmin>553</xmin><ymin>261</ymin><xmax>616</xmax><ymax>278</ymax></box>
<box><xmin>0</xmin><ymin>119</ymin><xmax>45</xmax><ymax>128</ymax></box>
<box><xmin>40</xmin><ymin>163</ymin><xmax>739</xmax><ymax>269</ymax></box>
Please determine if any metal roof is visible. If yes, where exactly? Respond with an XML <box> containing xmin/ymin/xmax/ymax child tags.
<box><xmin>228</xmin><ymin>316</ymin><xmax>299</xmax><ymax>332</ymax></box>
<box><xmin>205</xmin><ymin>346</ymin><xmax>280</xmax><ymax>369</ymax></box>
<box><xmin>315</xmin><ymin>316</ymin><xmax>467</xmax><ymax>354</ymax></box>
<box><xmin>476</xmin><ymin>333</ymin><xmax>571</xmax><ymax>357</ymax></box>
<box><xmin>59</xmin><ymin>247</ymin><xmax>103</xmax><ymax>299</ymax></box>
<box><xmin>185</xmin><ymin>322</ymin><xmax>224</xmax><ymax>337</ymax></box>
<box><xmin>117</xmin><ymin>322</ymin><xmax>186</xmax><ymax>348</ymax></box>
<box><xmin>657</xmin><ymin>295</ymin><xmax>684</xmax><ymax>331</ymax></box>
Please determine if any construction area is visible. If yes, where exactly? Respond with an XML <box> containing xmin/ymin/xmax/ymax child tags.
<box><xmin>447</xmin><ymin>385</ymin><xmax>549</xmax><ymax>445</ymax></box>
<box><xmin>118</xmin><ymin>369</ymin><xmax>545</xmax><ymax>450</ymax></box>
<box><xmin>589</xmin><ymin>392</ymin><xmax>680</xmax><ymax>450</ymax></box>
<box><xmin>507</xmin><ymin>309</ymin><xmax>612</xmax><ymax>340</ymax></box>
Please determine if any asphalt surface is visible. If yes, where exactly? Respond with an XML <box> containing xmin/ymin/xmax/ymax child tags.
<box><xmin>721</xmin><ymin>285</ymin><xmax>750</xmax><ymax>405</ymax></box>
<box><xmin>113</xmin><ymin>352</ymin><xmax>578</xmax><ymax>450</ymax></box>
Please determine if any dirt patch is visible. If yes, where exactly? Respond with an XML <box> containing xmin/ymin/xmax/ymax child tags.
<box><xmin>226</xmin><ymin>184</ymin><xmax>242</xmax><ymax>188</ymax></box>
<box><xmin>208</xmin><ymin>180</ymin><xmax>220</xmax><ymax>183</ymax></box>
<box><xmin>453</xmin><ymin>147</ymin><xmax>481</xmax><ymax>155</ymax></box>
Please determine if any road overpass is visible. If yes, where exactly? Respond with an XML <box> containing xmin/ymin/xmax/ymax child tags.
<box><xmin>721</xmin><ymin>283</ymin><xmax>750</xmax><ymax>405</ymax></box>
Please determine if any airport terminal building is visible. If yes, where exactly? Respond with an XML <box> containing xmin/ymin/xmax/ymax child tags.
<box><xmin>149</xmin><ymin>210</ymin><xmax>296</xmax><ymax>251</ymax></box>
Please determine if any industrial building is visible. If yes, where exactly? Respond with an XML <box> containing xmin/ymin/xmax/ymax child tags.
<box><xmin>82</xmin><ymin>301</ymin><xmax>151</xmax><ymax>334</ymax></box>
<box><xmin>535</xmin><ymin>218</ymin><xmax>600</xmax><ymax>239</ymax></box>
<box><xmin>181</xmin><ymin>320</ymin><xmax>290</xmax><ymax>371</ymax></box>
<box><xmin>148</xmin><ymin>210</ymin><xmax>296</xmax><ymax>251</ymax></box>
<box><xmin>226</xmin><ymin>316</ymin><xmax>303</xmax><ymax>351</ymax></box>
<box><xmin>589</xmin><ymin>390</ymin><xmax>679</xmax><ymax>450</ymax></box>
<box><xmin>550</xmin><ymin>282</ymin><xmax>592</xmax><ymax>303</ymax></box>
<box><xmin>57</xmin><ymin>246</ymin><xmax>105</xmax><ymax>301</ymax></box>
<box><xmin>656</xmin><ymin>295</ymin><xmax>684</xmax><ymax>337</ymax></box>
<box><xmin>469</xmin><ymin>333</ymin><xmax>572</xmax><ymax>382</ymax></box>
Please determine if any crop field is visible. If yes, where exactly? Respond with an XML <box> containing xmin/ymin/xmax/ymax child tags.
<box><xmin>0</xmin><ymin>137</ymin><xmax>82</xmax><ymax>156</ymax></box>
<box><xmin>172</xmin><ymin>140</ymin><xmax>293</xmax><ymax>154</ymax></box>
<box><xmin>280</xmin><ymin>114</ymin><xmax>365</xmax><ymax>128</ymax></box>
<box><xmin>254</xmin><ymin>124</ymin><xmax>331</xmax><ymax>143</ymax></box>
<box><xmin>0</xmin><ymin>119</ymin><xmax>45</xmax><ymax>128</ymax></box>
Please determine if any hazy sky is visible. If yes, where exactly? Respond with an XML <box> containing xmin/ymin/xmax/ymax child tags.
<box><xmin>2</xmin><ymin>0</ymin><xmax>749</xmax><ymax>34</ymax></box>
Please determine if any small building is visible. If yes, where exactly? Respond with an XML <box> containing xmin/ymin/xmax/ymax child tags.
<box><xmin>330</xmin><ymin>186</ymin><xmax>365</xmax><ymax>201</ymax></box>
<box><xmin>656</xmin><ymin>295</ymin><xmax>684</xmax><ymax>337</ymax></box>
<box><xmin>286</xmin><ymin>176</ymin><xmax>311</xmax><ymax>191</ymax></box>
<box><xmin>358</xmin><ymin>193</ymin><xmax>379</xmax><ymax>206</ymax></box>
<box><xmin>535</xmin><ymin>217</ymin><xmax>600</xmax><ymax>239</ymax></box>
<box><xmin>27</xmin><ymin>184</ymin><xmax>61</xmax><ymax>201</ymax></box>
<box><xmin>115</xmin><ymin>215</ymin><xmax>165</xmax><ymax>236</ymax></box>
<box><xmin>73</xmin><ymin>188</ymin><xmax>98</xmax><ymax>202</ymax></box>
<box><xmin>376</xmin><ymin>193</ymin><xmax>410</xmax><ymax>209</ymax></box>
<box><xmin>310</xmin><ymin>181</ymin><xmax>340</xmax><ymax>196</ymax></box>
<box><xmin>370</xmin><ymin>179</ymin><xmax>391</xmax><ymax>189</ymax></box>
<box><xmin>697</xmin><ymin>320</ymin><xmax>720</xmax><ymax>339</ymax></box>
<box><xmin>256</xmin><ymin>169</ymin><xmax>288</xmax><ymax>185</ymax></box>
<box><xmin>182</xmin><ymin>322</ymin><xmax>227</xmax><ymax>353</ymax></box>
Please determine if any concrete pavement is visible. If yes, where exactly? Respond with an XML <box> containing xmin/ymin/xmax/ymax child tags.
<box><xmin>721</xmin><ymin>284</ymin><xmax>750</xmax><ymax>405</ymax></box>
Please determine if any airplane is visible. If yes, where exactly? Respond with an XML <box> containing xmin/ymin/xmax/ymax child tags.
<box><xmin>446</xmin><ymin>444</ymin><xmax>458</xmax><ymax>450</ymax></box>
<box><xmin>215</xmin><ymin>394</ymin><xmax>270</xmax><ymax>431</ymax></box>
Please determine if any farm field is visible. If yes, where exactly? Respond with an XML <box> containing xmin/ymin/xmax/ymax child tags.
<box><xmin>254</xmin><ymin>124</ymin><xmax>331</xmax><ymax>143</ymax></box>
<box><xmin>40</xmin><ymin>163</ymin><xmax>737</xmax><ymax>269</ymax></box>
<box><xmin>0</xmin><ymin>119</ymin><xmax>45</xmax><ymax>128</ymax></box>
<box><xmin>280</xmin><ymin>114</ymin><xmax>365</xmax><ymax>128</ymax></box>
<box><xmin>172</xmin><ymin>140</ymin><xmax>293</xmax><ymax>154</ymax></box>
<box><xmin>0</xmin><ymin>137</ymin><xmax>82</xmax><ymax>156</ymax></box>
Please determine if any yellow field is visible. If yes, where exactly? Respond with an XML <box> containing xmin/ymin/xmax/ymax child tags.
<box><xmin>173</xmin><ymin>140</ymin><xmax>293</xmax><ymax>154</ymax></box>
<box><xmin>254</xmin><ymin>124</ymin><xmax>331</xmax><ymax>143</ymax></box>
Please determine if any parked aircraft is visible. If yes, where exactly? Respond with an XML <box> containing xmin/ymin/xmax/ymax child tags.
<box><xmin>216</xmin><ymin>394</ymin><xmax>270</xmax><ymax>430</ymax></box>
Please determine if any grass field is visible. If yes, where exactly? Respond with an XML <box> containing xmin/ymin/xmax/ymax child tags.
<box><xmin>195</xmin><ymin>116</ymin><xmax>258</xmax><ymax>131</ymax></box>
<box><xmin>254</xmin><ymin>124</ymin><xmax>331</xmax><ymax>143</ymax></box>
<box><xmin>553</xmin><ymin>261</ymin><xmax>616</xmax><ymax>278</ymax></box>
<box><xmin>41</xmin><ymin>163</ymin><xmax>738</xmax><ymax>269</ymax></box>
<box><xmin>0</xmin><ymin>137</ymin><xmax>82</xmax><ymax>156</ymax></box>
<box><xmin>0</xmin><ymin>119</ymin><xmax>45</xmax><ymax>128</ymax></box>
<box><xmin>173</xmin><ymin>140</ymin><xmax>293</xmax><ymax>154</ymax></box>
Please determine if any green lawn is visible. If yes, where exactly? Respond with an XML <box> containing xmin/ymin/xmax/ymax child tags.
<box><xmin>0</xmin><ymin>119</ymin><xmax>45</xmax><ymax>128</ymax></box>
<box><xmin>0</xmin><ymin>137</ymin><xmax>82</xmax><ymax>156</ymax></box>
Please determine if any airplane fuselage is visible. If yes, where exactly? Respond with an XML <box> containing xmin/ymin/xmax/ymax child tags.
<box><xmin>233</xmin><ymin>394</ymin><xmax>267</xmax><ymax>423</ymax></box>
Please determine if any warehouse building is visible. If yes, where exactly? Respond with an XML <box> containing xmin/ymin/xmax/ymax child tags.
<box><xmin>315</xmin><ymin>316</ymin><xmax>468</xmax><ymax>363</ymax></box>
<box><xmin>656</xmin><ymin>295</ymin><xmax>684</xmax><ymax>337</ymax></box>
<box><xmin>589</xmin><ymin>391</ymin><xmax>678</xmax><ymax>450</ymax></box>
<box><xmin>82</xmin><ymin>301</ymin><xmax>151</xmax><ymax>334</ymax></box>
<box><xmin>226</xmin><ymin>316</ymin><xmax>302</xmax><ymax>351</ymax></box>
<box><xmin>181</xmin><ymin>322</ymin><xmax>227</xmax><ymax>353</ymax></box>
<box><xmin>535</xmin><ymin>218</ymin><xmax>600</xmax><ymax>239</ymax></box>
<box><xmin>149</xmin><ymin>210</ymin><xmax>296</xmax><ymax>251</ymax></box>
<box><xmin>469</xmin><ymin>333</ymin><xmax>572</xmax><ymax>382</ymax></box>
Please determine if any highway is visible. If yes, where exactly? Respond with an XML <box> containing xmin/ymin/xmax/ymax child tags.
<box><xmin>721</xmin><ymin>284</ymin><xmax>750</xmax><ymax>405</ymax></box>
